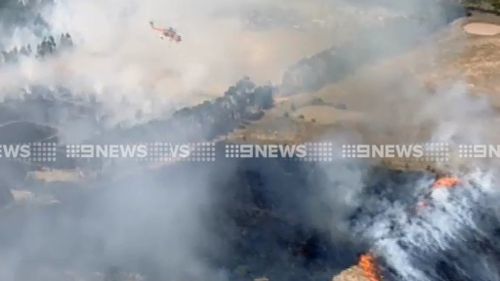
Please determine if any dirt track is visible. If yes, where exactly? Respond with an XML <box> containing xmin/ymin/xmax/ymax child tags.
<box><xmin>463</xmin><ymin>22</ymin><xmax>500</xmax><ymax>35</ymax></box>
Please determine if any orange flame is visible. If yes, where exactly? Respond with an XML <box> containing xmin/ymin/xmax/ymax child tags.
<box><xmin>432</xmin><ymin>177</ymin><xmax>461</xmax><ymax>189</ymax></box>
<box><xmin>358</xmin><ymin>253</ymin><xmax>383</xmax><ymax>281</ymax></box>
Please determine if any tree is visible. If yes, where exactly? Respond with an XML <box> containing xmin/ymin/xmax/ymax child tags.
<box><xmin>254</xmin><ymin>86</ymin><xmax>274</xmax><ymax>109</ymax></box>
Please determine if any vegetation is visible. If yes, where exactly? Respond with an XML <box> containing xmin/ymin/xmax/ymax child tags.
<box><xmin>463</xmin><ymin>0</ymin><xmax>500</xmax><ymax>12</ymax></box>
<box><xmin>1</xmin><ymin>33</ymin><xmax>73</xmax><ymax>64</ymax></box>
<box><xmin>170</xmin><ymin>77</ymin><xmax>274</xmax><ymax>139</ymax></box>
<box><xmin>112</xmin><ymin>77</ymin><xmax>276</xmax><ymax>142</ymax></box>
<box><xmin>0</xmin><ymin>0</ymin><xmax>53</xmax><ymax>37</ymax></box>
<box><xmin>310</xmin><ymin>97</ymin><xmax>327</xmax><ymax>106</ymax></box>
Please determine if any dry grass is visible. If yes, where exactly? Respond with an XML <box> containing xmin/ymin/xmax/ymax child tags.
<box><xmin>228</xmin><ymin>13</ymin><xmax>500</xmax><ymax>173</ymax></box>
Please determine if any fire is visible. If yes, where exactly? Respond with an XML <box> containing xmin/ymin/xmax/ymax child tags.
<box><xmin>432</xmin><ymin>177</ymin><xmax>461</xmax><ymax>189</ymax></box>
<box><xmin>358</xmin><ymin>253</ymin><xmax>383</xmax><ymax>281</ymax></box>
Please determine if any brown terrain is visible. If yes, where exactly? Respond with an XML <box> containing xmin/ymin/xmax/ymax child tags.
<box><xmin>225</xmin><ymin>12</ymin><xmax>500</xmax><ymax>177</ymax></box>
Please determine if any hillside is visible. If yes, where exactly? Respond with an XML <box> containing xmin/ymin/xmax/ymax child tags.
<box><xmin>225</xmin><ymin>12</ymin><xmax>500</xmax><ymax>174</ymax></box>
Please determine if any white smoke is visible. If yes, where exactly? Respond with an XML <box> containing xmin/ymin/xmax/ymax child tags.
<box><xmin>0</xmin><ymin>0</ymin><xmax>359</xmax><ymax>126</ymax></box>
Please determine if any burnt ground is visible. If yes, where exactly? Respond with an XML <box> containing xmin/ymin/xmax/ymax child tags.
<box><xmin>0</xmin><ymin>148</ymin><xmax>445</xmax><ymax>281</ymax></box>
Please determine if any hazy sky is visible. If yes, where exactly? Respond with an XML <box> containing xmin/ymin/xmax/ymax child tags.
<box><xmin>0</xmin><ymin>0</ymin><xmax>405</xmax><ymax>124</ymax></box>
